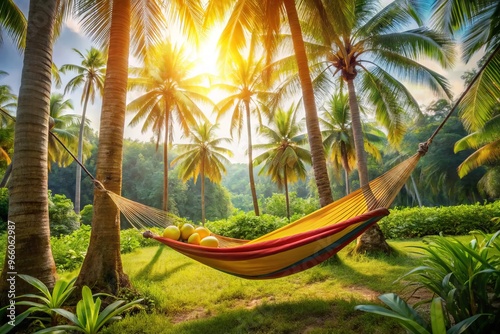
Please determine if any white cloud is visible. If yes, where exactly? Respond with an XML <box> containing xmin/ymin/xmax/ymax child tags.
<box><xmin>65</xmin><ymin>17</ymin><xmax>82</xmax><ymax>34</ymax></box>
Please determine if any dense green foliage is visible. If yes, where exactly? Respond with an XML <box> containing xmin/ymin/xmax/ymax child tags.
<box><xmin>263</xmin><ymin>191</ymin><xmax>319</xmax><ymax>220</ymax></box>
<box><xmin>49</xmin><ymin>192</ymin><xmax>80</xmax><ymax>237</ymax></box>
<box><xmin>380</xmin><ymin>202</ymin><xmax>500</xmax><ymax>239</ymax></box>
<box><xmin>357</xmin><ymin>231</ymin><xmax>500</xmax><ymax>334</ymax></box>
<box><xmin>405</xmin><ymin>231</ymin><xmax>500</xmax><ymax>333</ymax></box>
<box><xmin>207</xmin><ymin>212</ymin><xmax>288</xmax><ymax>240</ymax></box>
<box><xmin>48</xmin><ymin>226</ymin><xmax>161</xmax><ymax>272</ymax></box>
<box><xmin>80</xmin><ymin>204</ymin><xmax>93</xmax><ymax>225</ymax></box>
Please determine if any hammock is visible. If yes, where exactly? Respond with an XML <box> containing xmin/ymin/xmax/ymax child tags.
<box><xmin>101</xmin><ymin>150</ymin><xmax>425</xmax><ymax>279</ymax></box>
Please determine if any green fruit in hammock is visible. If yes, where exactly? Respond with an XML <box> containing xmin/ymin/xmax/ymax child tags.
<box><xmin>162</xmin><ymin>226</ymin><xmax>181</xmax><ymax>240</ymax></box>
<box><xmin>180</xmin><ymin>223</ymin><xmax>195</xmax><ymax>240</ymax></box>
<box><xmin>195</xmin><ymin>226</ymin><xmax>210</xmax><ymax>239</ymax></box>
<box><xmin>187</xmin><ymin>232</ymin><xmax>201</xmax><ymax>245</ymax></box>
<box><xmin>200</xmin><ymin>236</ymin><xmax>219</xmax><ymax>248</ymax></box>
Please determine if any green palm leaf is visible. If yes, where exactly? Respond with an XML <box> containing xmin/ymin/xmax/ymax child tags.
<box><xmin>0</xmin><ymin>0</ymin><xmax>26</xmax><ymax>50</ymax></box>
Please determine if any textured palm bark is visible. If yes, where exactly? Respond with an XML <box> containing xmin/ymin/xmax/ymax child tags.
<box><xmin>283</xmin><ymin>0</ymin><xmax>333</xmax><ymax>207</ymax></box>
<box><xmin>0</xmin><ymin>0</ymin><xmax>58</xmax><ymax>305</ymax></box>
<box><xmin>76</xmin><ymin>0</ymin><xmax>131</xmax><ymax>293</ymax></box>
<box><xmin>346</xmin><ymin>79</ymin><xmax>369</xmax><ymax>187</ymax></box>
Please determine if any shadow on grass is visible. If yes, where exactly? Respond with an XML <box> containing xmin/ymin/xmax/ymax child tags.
<box><xmin>134</xmin><ymin>246</ymin><xmax>192</xmax><ymax>282</ymax></box>
<box><xmin>103</xmin><ymin>297</ymin><xmax>403</xmax><ymax>334</ymax></box>
<box><xmin>313</xmin><ymin>254</ymin><xmax>415</xmax><ymax>294</ymax></box>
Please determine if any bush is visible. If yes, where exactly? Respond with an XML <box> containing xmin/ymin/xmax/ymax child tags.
<box><xmin>263</xmin><ymin>192</ymin><xmax>319</xmax><ymax>218</ymax></box>
<box><xmin>120</xmin><ymin>228</ymin><xmax>163</xmax><ymax>253</ymax></box>
<box><xmin>379</xmin><ymin>201</ymin><xmax>500</xmax><ymax>239</ymax></box>
<box><xmin>51</xmin><ymin>224</ymin><xmax>91</xmax><ymax>271</ymax></box>
<box><xmin>207</xmin><ymin>212</ymin><xmax>288</xmax><ymax>240</ymax></box>
<box><xmin>80</xmin><ymin>204</ymin><xmax>93</xmax><ymax>225</ymax></box>
<box><xmin>356</xmin><ymin>231</ymin><xmax>500</xmax><ymax>334</ymax></box>
<box><xmin>49</xmin><ymin>192</ymin><xmax>79</xmax><ymax>237</ymax></box>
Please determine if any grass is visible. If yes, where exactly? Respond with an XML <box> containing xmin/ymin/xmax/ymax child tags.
<box><xmin>75</xmin><ymin>238</ymin><xmax>429</xmax><ymax>333</ymax></box>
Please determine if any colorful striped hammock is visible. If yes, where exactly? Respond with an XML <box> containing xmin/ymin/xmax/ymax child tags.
<box><xmin>105</xmin><ymin>151</ymin><xmax>424</xmax><ymax>279</ymax></box>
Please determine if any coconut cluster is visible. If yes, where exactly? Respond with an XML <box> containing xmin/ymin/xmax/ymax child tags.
<box><xmin>162</xmin><ymin>224</ymin><xmax>219</xmax><ymax>247</ymax></box>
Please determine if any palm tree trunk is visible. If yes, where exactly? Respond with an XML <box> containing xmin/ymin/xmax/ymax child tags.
<box><xmin>283</xmin><ymin>0</ymin><xmax>333</xmax><ymax>207</ymax></box>
<box><xmin>284</xmin><ymin>172</ymin><xmax>290</xmax><ymax>221</ymax></box>
<box><xmin>76</xmin><ymin>0</ymin><xmax>131</xmax><ymax>294</ymax></box>
<box><xmin>346</xmin><ymin>79</ymin><xmax>369</xmax><ymax>187</ymax></box>
<box><xmin>244</xmin><ymin>100</ymin><xmax>259</xmax><ymax>215</ymax></box>
<box><xmin>201</xmin><ymin>166</ymin><xmax>206</xmax><ymax>226</ymax></box>
<box><xmin>346</xmin><ymin>80</ymin><xmax>391</xmax><ymax>254</ymax></box>
<box><xmin>0</xmin><ymin>0</ymin><xmax>58</xmax><ymax>305</ymax></box>
<box><xmin>341</xmin><ymin>142</ymin><xmax>350</xmax><ymax>195</ymax></box>
<box><xmin>410</xmin><ymin>174</ymin><xmax>422</xmax><ymax>207</ymax></box>
<box><xmin>344</xmin><ymin>168</ymin><xmax>350</xmax><ymax>195</ymax></box>
<box><xmin>75</xmin><ymin>83</ymin><xmax>92</xmax><ymax>214</ymax></box>
<box><xmin>162</xmin><ymin>110</ymin><xmax>170</xmax><ymax>212</ymax></box>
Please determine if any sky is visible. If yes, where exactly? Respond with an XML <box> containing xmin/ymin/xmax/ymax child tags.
<box><xmin>0</xmin><ymin>1</ymin><xmax>484</xmax><ymax>164</ymax></box>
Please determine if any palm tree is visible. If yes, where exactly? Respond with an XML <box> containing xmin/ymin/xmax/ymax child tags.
<box><xmin>253</xmin><ymin>105</ymin><xmax>311</xmax><ymax>221</ymax></box>
<box><xmin>0</xmin><ymin>0</ymin><xmax>27</xmax><ymax>50</ymax></box>
<box><xmin>48</xmin><ymin>93</ymin><xmax>85</xmax><ymax>169</ymax></box>
<box><xmin>127</xmin><ymin>40</ymin><xmax>210</xmax><ymax>212</ymax></box>
<box><xmin>304</xmin><ymin>0</ymin><xmax>455</xmax><ymax>188</ymax></box>
<box><xmin>0</xmin><ymin>75</ymin><xmax>16</xmax><ymax>167</ymax></box>
<box><xmin>0</xmin><ymin>0</ymin><xmax>58</xmax><ymax>305</ymax></box>
<box><xmin>205</xmin><ymin>0</ymin><xmax>333</xmax><ymax>207</ymax></box>
<box><xmin>171</xmin><ymin>122</ymin><xmax>232</xmax><ymax>225</ymax></box>
<box><xmin>73</xmin><ymin>0</ymin><xmax>203</xmax><ymax>293</ymax></box>
<box><xmin>60</xmin><ymin>47</ymin><xmax>106</xmax><ymax>214</ymax></box>
<box><xmin>320</xmin><ymin>93</ymin><xmax>383</xmax><ymax>195</ymax></box>
<box><xmin>430</xmin><ymin>0</ymin><xmax>500</xmax><ymax>133</ymax></box>
<box><xmin>430</xmin><ymin>0</ymin><xmax>500</xmax><ymax>192</ymax></box>
<box><xmin>213</xmin><ymin>35</ymin><xmax>275</xmax><ymax>216</ymax></box>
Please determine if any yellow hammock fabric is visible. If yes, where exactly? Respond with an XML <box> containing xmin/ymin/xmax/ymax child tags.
<box><xmin>104</xmin><ymin>151</ymin><xmax>424</xmax><ymax>279</ymax></box>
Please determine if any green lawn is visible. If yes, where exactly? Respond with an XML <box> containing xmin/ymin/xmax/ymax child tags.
<box><xmin>75</xmin><ymin>238</ymin><xmax>433</xmax><ymax>334</ymax></box>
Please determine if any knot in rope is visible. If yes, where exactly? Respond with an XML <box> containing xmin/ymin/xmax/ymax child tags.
<box><xmin>93</xmin><ymin>179</ymin><xmax>106</xmax><ymax>192</ymax></box>
<box><xmin>417</xmin><ymin>141</ymin><xmax>429</xmax><ymax>155</ymax></box>
<box><xmin>143</xmin><ymin>230</ymin><xmax>155</xmax><ymax>239</ymax></box>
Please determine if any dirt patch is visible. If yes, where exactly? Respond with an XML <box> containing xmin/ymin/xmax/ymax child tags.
<box><xmin>346</xmin><ymin>285</ymin><xmax>379</xmax><ymax>301</ymax></box>
<box><xmin>171</xmin><ymin>307</ymin><xmax>209</xmax><ymax>324</ymax></box>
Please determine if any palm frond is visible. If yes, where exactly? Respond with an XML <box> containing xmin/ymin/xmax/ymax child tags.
<box><xmin>458</xmin><ymin>49</ymin><xmax>500</xmax><ymax>131</ymax></box>
<box><xmin>361</xmin><ymin>0</ymin><xmax>425</xmax><ymax>36</ymax></box>
<box><xmin>0</xmin><ymin>0</ymin><xmax>27</xmax><ymax>50</ymax></box>
<box><xmin>456</xmin><ymin>140</ymin><xmax>500</xmax><ymax>177</ymax></box>
<box><xmin>367</xmin><ymin>28</ymin><xmax>456</xmax><ymax>69</ymax></box>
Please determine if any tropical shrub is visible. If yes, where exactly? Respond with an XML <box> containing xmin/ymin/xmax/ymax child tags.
<box><xmin>357</xmin><ymin>231</ymin><xmax>500</xmax><ymax>334</ymax></box>
<box><xmin>399</xmin><ymin>231</ymin><xmax>500</xmax><ymax>333</ymax></box>
<box><xmin>355</xmin><ymin>293</ymin><xmax>483</xmax><ymax>334</ymax></box>
<box><xmin>37</xmin><ymin>285</ymin><xmax>143</xmax><ymax>334</ymax></box>
<box><xmin>51</xmin><ymin>224</ymin><xmax>91</xmax><ymax>271</ymax></box>
<box><xmin>17</xmin><ymin>274</ymin><xmax>77</xmax><ymax>326</ymax></box>
<box><xmin>49</xmin><ymin>192</ymin><xmax>80</xmax><ymax>236</ymax></box>
<box><xmin>0</xmin><ymin>275</ymin><xmax>143</xmax><ymax>334</ymax></box>
<box><xmin>80</xmin><ymin>204</ymin><xmax>93</xmax><ymax>225</ymax></box>
<box><xmin>379</xmin><ymin>202</ymin><xmax>500</xmax><ymax>238</ymax></box>
<box><xmin>120</xmin><ymin>228</ymin><xmax>162</xmax><ymax>253</ymax></box>
<box><xmin>263</xmin><ymin>192</ymin><xmax>319</xmax><ymax>218</ymax></box>
<box><xmin>207</xmin><ymin>212</ymin><xmax>288</xmax><ymax>240</ymax></box>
